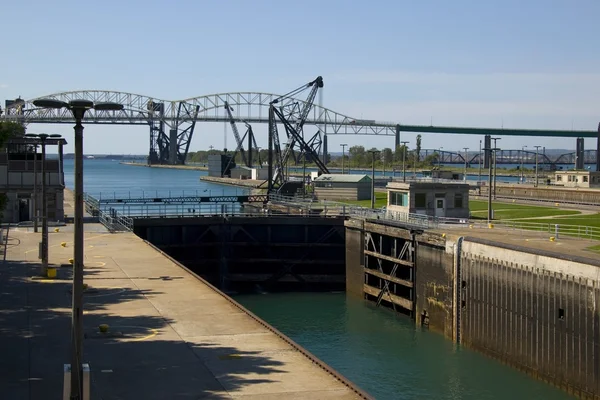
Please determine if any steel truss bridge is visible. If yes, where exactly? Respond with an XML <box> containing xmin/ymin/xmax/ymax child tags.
<box><xmin>420</xmin><ymin>149</ymin><xmax>600</xmax><ymax>167</ymax></box>
<box><xmin>2</xmin><ymin>89</ymin><xmax>599</xmax><ymax>167</ymax></box>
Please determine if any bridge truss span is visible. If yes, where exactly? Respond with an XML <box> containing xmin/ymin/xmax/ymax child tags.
<box><xmin>1</xmin><ymin>89</ymin><xmax>397</xmax><ymax>165</ymax></box>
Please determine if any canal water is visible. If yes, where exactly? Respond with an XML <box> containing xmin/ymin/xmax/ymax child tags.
<box><xmin>66</xmin><ymin>159</ymin><xmax>573</xmax><ymax>399</ymax></box>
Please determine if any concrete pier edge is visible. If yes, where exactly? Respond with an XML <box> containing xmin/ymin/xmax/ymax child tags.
<box><xmin>142</xmin><ymin>238</ymin><xmax>375</xmax><ymax>400</ymax></box>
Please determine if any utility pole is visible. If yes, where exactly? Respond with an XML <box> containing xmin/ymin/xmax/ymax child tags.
<box><xmin>33</xmin><ymin>144</ymin><xmax>39</xmax><ymax>233</ymax></box>
<box><xmin>401</xmin><ymin>141</ymin><xmax>409</xmax><ymax>182</ymax></box>
<box><xmin>521</xmin><ymin>145</ymin><xmax>527</xmax><ymax>183</ymax></box>
<box><xmin>478</xmin><ymin>140</ymin><xmax>482</xmax><ymax>185</ymax></box>
<box><xmin>486</xmin><ymin>146</ymin><xmax>499</xmax><ymax>222</ymax></box>
<box><xmin>534</xmin><ymin>145</ymin><xmax>541</xmax><ymax>187</ymax></box>
<box><xmin>491</xmin><ymin>138</ymin><xmax>501</xmax><ymax>199</ymax></box>
<box><xmin>340</xmin><ymin>143</ymin><xmax>347</xmax><ymax>174</ymax></box>
<box><xmin>368</xmin><ymin>150</ymin><xmax>380</xmax><ymax>209</ymax></box>
<box><xmin>463</xmin><ymin>147</ymin><xmax>469</xmax><ymax>181</ymax></box>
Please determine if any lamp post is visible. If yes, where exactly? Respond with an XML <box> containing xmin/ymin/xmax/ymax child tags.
<box><xmin>33</xmin><ymin>98</ymin><xmax>123</xmax><ymax>400</ymax></box>
<box><xmin>521</xmin><ymin>145</ymin><xmax>528</xmax><ymax>183</ymax></box>
<box><xmin>463</xmin><ymin>147</ymin><xmax>469</xmax><ymax>181</ymax></box>
<box><xmin>478</xmin><ymin>140</ymin><xmax>482</xmax><ymax>184</ymax></box>
<box><xmin>368</xmin><ymin>150</ymin><xmax>380</xmax><ymax>209</ymax></box>
<box><xmin>25</xmin><ymin>133</ymin><xmax>62</xmax><ymax>276</ymax></box>
<box><xmin>534</xmin><ymin>145</ymin><xmax>542</xmax><ymax>187</ymax></box>
<box><xmin>491</xmin><ymin>138</ymin><xmax>501</xmax><ymax>199</ymax></box>
<box><xmin>486</xmin><ymin>146</ymin><xmax>500</xmax><ymax>222</ymax></box>
<box><xmin>32</xmin><ymin>143</ymin><xmax>39</xmax><ymax>233</ymax></box>
<box><xmin>340</xmin><ymin>143</ymin><xmax>347</xmax><ymax>174</ymax></box>
<box><xmin>401</xmin><ymin>141</ymin><xmax>409</xmax><ymax>182</ymax></box>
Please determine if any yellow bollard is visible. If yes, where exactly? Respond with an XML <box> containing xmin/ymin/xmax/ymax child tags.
<box><xmin>550</xmin><ymin>237</ymin><xmax>555</xmax><ymax>242</ymax></box>
<box><xmin>488</xmin><ymin>223</ymin><xmax>494</xmax><ymax>229</ymax></box>
<box><xmin>54</xmin><ymin>228</ymin><xmax>60</xmax><ymax>233</ymax></box>
<box><xmin>99</xmin><ymin>324</ymin><xmax>109</xmax><ymax>333</ymax></box>
<box><xmin>512</xmin><ymin>199</ymin><xmax>515</xmax><ymax>203</ymax></box>
<box><xmin>68</xmin><ymin>258</ymin><xmax>74</xmax><ymax>264</ymax></box>
<box><xmin>469</xmin><ymin>224</ymin><xmax>473</xmax><ymax>229</ymax></box>
<box><xmin>61</xmin><ymin>242</ymin><xmax>67</xmax><ymax>247</ymax></box>
<box><xmin>555</xmin><ymin>203</ymin><xmax>560</xmax><ymax>207</ymax></box>
<box><xmin>47</xmin><ymin>267</ymin><xmax>57</xmax><ymax>279</ymax></box>
<box><xmin>442</xmin><ymin>233</ymin><xmax>446</xmax><ymax>238</ymax></box>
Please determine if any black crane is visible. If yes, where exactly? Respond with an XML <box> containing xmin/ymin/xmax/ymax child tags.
<box><xmin>223</xmin><ymin>102</ymin><xmax>260</xmax><ymax>174</ymax></box>
<box><xmin>267</xmin><ymin>76</ymin><xmax>329</xmax><ymax>192</ymax></box>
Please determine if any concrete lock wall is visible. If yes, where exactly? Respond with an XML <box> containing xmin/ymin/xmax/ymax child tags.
<box><xmin>459</xmin><ymin>238</ymin><xmax>600</xmax><ymax>398</ymax></box>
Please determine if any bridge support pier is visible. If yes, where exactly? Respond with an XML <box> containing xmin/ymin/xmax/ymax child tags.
<box><xmin>484</xmin><ymin>135</ymin><xmax>491</xmax><ymax>168</ymax></box>
<box><xmin>395</xmin><ymin>124</ymin><xmax>401</xmax><ymax>150</ymax></box>
<box><xmin>597</xmin><ymin>123</ymin><xmax>600</xmax><ymax>171</ymax></box>
<box><xmin>576</xmin><ymin>137</ymin><xmax>585</xmax><ymax>170</ymax></box>
<box><xmin>169</xmin><ymin>129</ymin><xmax>178</xmax><ymax>164</ymax></box>
<box><xmin>322</xmin><ymin>134</ymin><xmax>328</xmax><ymax>165</ymax></box>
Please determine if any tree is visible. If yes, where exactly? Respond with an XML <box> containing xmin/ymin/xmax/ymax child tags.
<box><xmin>381</xmin><ymin>148</ymin><xmax>393</xmax><ymax>165</ymax></box>
<box><xmin>348</xmin><ymin>145</ymin><xmax>365</xmax><ymax>167</ymax></box>
<box><xmin>415</xmin><ymin>134</ymin><xmax>422</xmax><ymax>162</ymax></box>
<box><xmin>0</xmin><ymin>121</ymin><xmax>25</xmax><ymax>146</ymax></box>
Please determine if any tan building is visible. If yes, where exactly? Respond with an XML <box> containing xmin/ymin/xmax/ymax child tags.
<box><xmin>554</xmin><ymin>170</ymin><xmax>600</xmax><ymax>188</ymax></box>
<box><xmin>386</xmin><ymin>181</ymin><xmax>470</xmax><ymax>218</ymax></box>
<box><xmin>421</xmin><ymin>169</ymin><xmax>465</xmax><ymax>180</ymax></box>
<box><xmin>0</xmin><ymin>138</ymin><xmax>66</xmax><ymax>223</ymax></box>
<box><xmin>313</xmin><ymin>174</ymin><xmax>372</xmax><ymax>201</ymax></box>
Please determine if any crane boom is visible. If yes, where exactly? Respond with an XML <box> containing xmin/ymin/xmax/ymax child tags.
<box><xmin>224</xmin><ymin>101</ymin><xmax>248</xmax><ymax>167</ymax></box>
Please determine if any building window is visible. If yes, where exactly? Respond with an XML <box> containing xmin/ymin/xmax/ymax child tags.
<box><xmin>454</xmin><ymin>193</ymin><xmax>463</xmax><ymax>208</ymax></box>
<box><xmin>556</xmin><ymin>175</ymin><xmax>562</xmax><ymax>182</ymax></box>
<box><xmin>415</xmin><ymin>193</ymin><xmax>426</xmax><ymax>208</ymax></box>
<box><xmin>389</xmin><ymin>191</ymin><xmax>408</xmax><ymax>206</ymax></box>
<box><xmin>583</xmin><ymin>176</ymin><xmax>589</xmax><ymax>183</ymax></box>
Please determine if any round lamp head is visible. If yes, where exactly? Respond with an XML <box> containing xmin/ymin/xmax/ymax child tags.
<box><xmin>33</xmin><ymin>99</ymin><xmax>68</xmax><ymax>109</ymax></box>
<box><xmin>94</xmin><ymin>102</ymin><xmax>123</xmax><ymax>111</ymax></box>
<box><xmin>68</xmin><ymin>100</ymin><xmax>94</xmax><ymax>110</ymax></box>
<box><xmin>48</xmin><ymin>134</ymin><xmax>62</xmax><ymax>138</ymax></box>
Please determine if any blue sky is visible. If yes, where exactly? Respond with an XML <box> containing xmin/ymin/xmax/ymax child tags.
<box><xmin>1</xmin><ymin>0</ymin><xmax>599</xmax><ymax>155</ymax></box>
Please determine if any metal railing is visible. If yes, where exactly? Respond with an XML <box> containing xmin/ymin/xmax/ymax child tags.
<box><xmin>84</xmin><ymin>193</ymin><xmax>133</xmax><ymax>232</ymax></box>
<box><xmin>468</xmin><ymin>220</ymin><xmax>600</xmax><ymax>241</ymax></box>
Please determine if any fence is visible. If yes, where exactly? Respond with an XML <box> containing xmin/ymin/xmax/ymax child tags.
<box><xmin>467</xmin><ymin>219</ymin><xmax>600</xmax><ymax>241</ymax></box>
<box><xmin>84</xmin><ymin>193</ymin><xmax>133</xmax><ymax>232</ymax></box>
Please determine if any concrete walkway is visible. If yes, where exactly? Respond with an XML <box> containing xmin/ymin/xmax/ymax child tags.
<box><xmin>0</xmin><ymin>225</ymin><xmax>366</xmax><ymax>399</ymax></box>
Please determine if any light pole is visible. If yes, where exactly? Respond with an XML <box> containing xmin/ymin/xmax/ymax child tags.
<box><xmin>340</xmin><ymin>144</ymin><xmax>347</xmax><ymax>174</ymax></box>
<box><xmin>521</xmin><ymin>145</ymin><xmax>528</xmax><ymax>183</ymax></box>
<box><xmin>491</xmin><ymin>138</ymin><xmax>501</xmax><ymax>199</ymax></box>
<box><xmin>478</xmin><ymin>140</ymin><xmax>482</xmax><ymax>184</ymax></box>
<box><xmin>401</xmin><ymin>141</ymin><xmax>409</xmax><ymax>182</ymax></box>
<box><xmin>32</xmin><ymin>143</ymin><xmax>39</xmax><ymax>233</ymax></box>
<box><xmin>33</xmin><ymin>98</ymin><xmax>123</xmax><ymax>400</ymax></box>
<box><xmin>463</xmin><ymin>147</ymin><xmax>469</xmax><ymax>181</ymax></box>
<box><xmin>25</xmin><ymin>133</ymin><xmax>62</xmax><ymax>276</ymax></box>
<box><xmin>486</xmin><ymin>146</ymin><xmax>500</xmax><ymax>222</ymax></box>
<box><xmin>368</xmin><ymin>150</ymin><xmax>380</xmax><ymax>209</ymax></box>
<box><xmin>534</xmin><ymin>145</ymin><xmax>542</xmax><ymax>187</ymax></box>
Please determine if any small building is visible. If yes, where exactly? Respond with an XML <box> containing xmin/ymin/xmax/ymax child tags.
<box><xmin>252</xmin><ymin>167</ymin><xmax>268</xmax><ymax>181</ymax></box>
<box><xmin>313</xmin><ymin>174</ymin><xmax>372</xmax><ymax>201</ymax></box>
<box><xmin>554</xmin><ymin>170</ymin><xmax>600</xmax><ymax>188</ymax></box>
<box><xmin>230</xmin><ymin>166</ymin><xmax>253</xmax><ymax>180</ymax></box>
<box><xmin>207</xmin><ymin>154</ymin><xmax>235</xmax><ymax>177</ymax></box>
<box><xmin>421</xmin><ymin>169</ymin><xmax>464</xmax><ymax>181</ymax></box>
<box><xmin>386</xmin><ymin>181</ymin><xmax>470</xmax><ymax>218</ymax></box>
<box><xmin>0</xmin><ymin>137</ymin><xmax>67</xmax><ymax>223</ymax></box>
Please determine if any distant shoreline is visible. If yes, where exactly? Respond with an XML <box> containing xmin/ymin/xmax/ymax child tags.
<box><xmin>119</xmin><ymin>162</ymin><xmax>208</xmax><ymax>171</ymax></box>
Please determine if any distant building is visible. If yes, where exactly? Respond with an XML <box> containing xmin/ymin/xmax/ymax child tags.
<box><xmin>313</xmin><ymin>174</ymin><xmax>372</xmax><ymax>201</ymax></box>
<box><xmin>554</xmin><ymin>170</ymin><xmax>600</xmax><ymax>188</ymax></box>
<box><xmin>229</xmin><ymin>166</ymin><xmax>268</xmax><ymax>180</ymax></box>
<box><xmin>207</xmin><ymin>154</ymin><xmax>235</xmax><ymax>177</ymax></box>
<box><xmin>0</xmin><ymin>137</ymin><xmax>66</xmax><ymax>223</ymax></box>
<box><xmin>421</xmin><ymin>169</ymin><xmax>465</xmax><ymax>181</ymax></box>
<box><xmin>386</xmin><ymin>181</ymin><xmax>470</xmax><ymax>218</ymax></box>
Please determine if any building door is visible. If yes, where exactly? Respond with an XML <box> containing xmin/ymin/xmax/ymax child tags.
<box><xmin>18</xmin><ymin>199</ymin><xmax>30</xmax><ymax>222</ymax></box>
<box><xmin>435</xmin><ymin>198</ymin><xmax>445</xmax><ymax>217</ymax></box>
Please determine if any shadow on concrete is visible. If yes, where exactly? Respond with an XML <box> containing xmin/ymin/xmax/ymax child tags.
<box><xmin>0</xmin><ymin>259</ymin><xmax>288</xmax><ymax>399</ymax></box>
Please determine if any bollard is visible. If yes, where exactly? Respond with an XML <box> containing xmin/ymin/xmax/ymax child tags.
<box><xmin>550</xmin><ymin>236</ymin><xmax>555</xmax><ymax>242</ymax></box>
<box><xmin>99</xmin><ymin>324</ymin><xmax>109</xmax><ymax>333</ymax></box>
<box><xmin>488</xmin><ymin>223</ymin><xmax>494</xmax><ymax>229</ymax></box>
<box><xmin>47</xmin><ymin>267</ymin><xmax>57</xmax><ymax>279</ymax></box>
<box><xmin>61</xmin><ymin>242</ymin><xmax>67</xmax><ymax>247</ymax></box>
<box><xmin>469</xmin><ymin>224</ymin><xmax>473</xmax><ymax>229</ymax></box>
<box><xmin>54</xmin><ymin>228</ymin><xmax>60</xmax><ymax>233</ymax></box>
<box><xmin>68</xmin><ymin>258</ymin><xmax>74</xmax><ymax>264</ymax></box>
